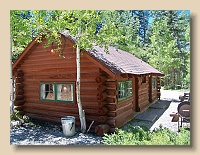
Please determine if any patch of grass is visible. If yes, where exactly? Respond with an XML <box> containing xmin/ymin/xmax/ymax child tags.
<box><xmin>102</xmin><ymin>125</ymin><xmax>190</xmax><ymax>145</ymax></box>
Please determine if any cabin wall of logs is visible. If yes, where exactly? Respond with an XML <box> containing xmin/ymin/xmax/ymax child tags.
<box><xmin>137</xmin><ymin>75</ymin><xmax>150</xmax><ymax>112</ymax></box>
<box><xmin>95</xmin><ymin>71</ymin><xmax>135</xmax><ymax>136</ymax></box>
<box><xmin>12</xmin><ymin>39</ymin><xmax>106</xmax><ymax>131</ymax></box>
<box><xmin>13</xmin><ymin>69</ymin><xmax>25</xmax><ymax>116</ymax></box>
<box><xmin>12</xmin><ymin>37</ymin><xmax>162</xmax><ymax>136</ymax></box>
<box><xmin>150</xmin><ymin>75</ymin><xmax>160</xmax><ymax>103</ymax></box>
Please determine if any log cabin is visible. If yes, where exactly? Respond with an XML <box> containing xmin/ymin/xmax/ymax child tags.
<box><xmin>12</xmin><ymin>31</ymin><xmax>164</xmax><ymax>136</ymax></box>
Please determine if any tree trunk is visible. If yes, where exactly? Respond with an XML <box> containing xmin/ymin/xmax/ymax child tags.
<box><xmin>10</xmin><ymin>36</ymin><xmax>15</xmax><ymax>115</ymax></box>
<box><xmin>76</xmin><ymin>44</ymin><xmax>86</xmax><ymax>133</ymax></box>
<box><xmin>170</xmin><ymin>67</ymin><xmax>175</xmax><ymax>89</ymax></box>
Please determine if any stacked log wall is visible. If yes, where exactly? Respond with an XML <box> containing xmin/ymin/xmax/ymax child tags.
<box><xmin>138</xmin><ymin>75</ymin><xmax>150</xmax><ymax>111</ymax></box>
<box><xmin>95</xmin><ymin>74</ymin><xmax>135</xmax><ymax>136</ymax></box>
<box><xmin>111</xmin><ymin>76</ymin><xmax>134</xmax><ymax>129</ymax></box>
<box><xmin>17</xmin><ymin>38</ymin><xmax>102</xmax><ymax>130</ymax></box>
<box><xmin>151</xmin><ymin>76</ymin><xmax>158</xmax><ymax>103</ymax></box>
<box><xmin>95</xmin><ymin>70</ymin><xmax>113</xmax><ymax>136</ymax></box>
<box><xmin>14</xmin><ymin>69</ymin><xmax>25</xmax><ymax>116</ymax></box>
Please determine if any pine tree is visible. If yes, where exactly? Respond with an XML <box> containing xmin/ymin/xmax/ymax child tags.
<box><xmin>147</xmin><ymin>10</ymin><xmax>190</xmax><ymax>89</ymax></box>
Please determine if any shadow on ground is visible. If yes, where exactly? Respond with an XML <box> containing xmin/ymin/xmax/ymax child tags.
<box><xmin>121</xmin><ymin>100</ymin><xmax>175</xmax><ymax>131</ymax></box>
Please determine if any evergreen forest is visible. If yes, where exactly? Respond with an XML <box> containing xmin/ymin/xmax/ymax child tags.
<box><xmin>10</xmin><ymin>10</ymin><xmax>190</xmax><ymax>90</ymax></box>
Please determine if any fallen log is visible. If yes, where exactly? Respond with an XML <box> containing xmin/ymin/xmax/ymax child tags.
<box><xmin>95</xmin><ymin>124</ymin><xmax>110</xmax><ymax>136</ymax></box>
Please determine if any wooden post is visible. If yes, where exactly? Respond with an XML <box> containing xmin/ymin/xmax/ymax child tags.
<box><xmin>135</xmin><ymin>76</ymin><xmax>139</xmax><ymax>112</ymax></box>
<box><xmin>149</xmin><ymin>75</ymin><xmax>152</xmax><ymax>103</ymax></box>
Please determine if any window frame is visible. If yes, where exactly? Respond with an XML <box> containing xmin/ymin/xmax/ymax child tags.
<box><xmin>40</xmin><ymin>82</ymin><xmax>75</xmax><ymax>103</ymax></box>
<box><xmin>152</xmin><ymin>77</ymin><xmax>157</xmax><ymax>90</ymax></box>
<box><xmin>40</xmin><ymin>83</ymin><xmax>55</xmax><ymax>101</ymax></box>
<box><xmin>117</xmin><ymin>80</ymin><xmax>133</xmax><ymax>101</ymax></box>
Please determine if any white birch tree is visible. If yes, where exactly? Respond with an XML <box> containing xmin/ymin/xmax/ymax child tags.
<box><xmin>10</xmin><ymin>10</ymin><xmax>137</xmax><ymax>133</ymax></box>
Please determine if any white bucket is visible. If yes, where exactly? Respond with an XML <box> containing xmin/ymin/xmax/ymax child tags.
<box><xmin>61</xmin><ymin>116</ymin><xmax>75</xmax><ymax>136</ymax></box>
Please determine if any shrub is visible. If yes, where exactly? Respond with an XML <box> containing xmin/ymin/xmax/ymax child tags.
<box><xmin>102</xmin><ymin>126</ymin><xmax>190</xmax><ymax>145</ymax></box>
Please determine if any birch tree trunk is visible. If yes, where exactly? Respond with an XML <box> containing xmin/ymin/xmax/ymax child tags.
<box><xmin>76</xmin><ymin>44</ymin><xmax>86</xmax><ymax>133</ymax></box>
<box><xmin>10</xmin><ymin>36</ymin><xmax>15</xmax><ymax>115</ymax></box>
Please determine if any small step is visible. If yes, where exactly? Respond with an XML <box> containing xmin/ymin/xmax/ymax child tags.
<box><xmin>150</xmin><ymin>103</ymin><xmax>167</xmax><ymax>109</ymax></box>
<box><xmin>135</xmin><ymin>112</ymin><xmax>158</xmax><ymax>122</ymax></box>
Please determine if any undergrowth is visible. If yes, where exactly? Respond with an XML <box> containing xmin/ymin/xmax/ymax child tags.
<box><xmin>102</xmin><ymin>125</ymin><xmax>190</xmax><ymax>145</ymax></box>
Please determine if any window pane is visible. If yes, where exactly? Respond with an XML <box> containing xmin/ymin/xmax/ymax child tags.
<box><xmin>57</xmin><ymin>84</ymin><xmax>73</xmax><ymax>101</ymax></box>
<box><xmin>126</xmin><ymin>81</ymin><xmax>132</xmax><ymax>97</ymax></box>
<box><xmin>118</xmin><ymin>80</ymin><xmax>133</xmax><ymax>101</ymax></box>
<box><xmin>41</xmin><ymin>83</ymin><xmax>55</xmax><ymax>100</ymax></box>
<box><xmin>152</xmin><ymin>78</ymin><xmax>156</xmax><ymax>89</ymax></box>
<box><xmin>118</xmin><ymin>82</ymin><xmax>126</xmax><ymax>99</ymax></box>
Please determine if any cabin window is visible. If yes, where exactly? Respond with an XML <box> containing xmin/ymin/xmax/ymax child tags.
<box><xmin>152</xmin><ymin>77</ymin><xmax>157</xmax><ymax>89</ymax></box>
<box><xmin>126</xmin><ymin>81</ymin><xmax>132</xmax><ymax>97</ymax></box>
<box><xmin>41</xmin><ymin>83</ymin><xmax>55</xmax><ymax>100</ymax></box>
<box><xmin>118</xmin><ymin>80</ymin><xmax>132</xmax><ymax>101</ymax></box>
<box><xmin>57</xmin><ymin>84</ymin><xmax>74</xmax><ymax>102</ymax></box>
<box><xmin>40</xmin><ymin>82</ymin><xmax>74</xmax><ymax>103</ymax></box>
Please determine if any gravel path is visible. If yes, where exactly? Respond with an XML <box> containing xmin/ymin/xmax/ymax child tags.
<box><xmin>10</xmin><ymin>122</ymin><xmax>103</xmax><ymax>145</ymax></box>
<box><xmin>10</xmin><ymin>89</ymin><xmax>190</xmax><ymax>145</ymax></box>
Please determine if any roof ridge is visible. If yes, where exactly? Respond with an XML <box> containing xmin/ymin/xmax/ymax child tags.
<box><xmin>13</xmin><ymin>31</ymin><xmax>164</xmax><ymax>76</ymax></box>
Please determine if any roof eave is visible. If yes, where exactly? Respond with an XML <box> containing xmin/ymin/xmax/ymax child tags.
<box><xmin>12</xmin><ymin>38</ymin><xmax>38</xmax><ymax>72</ymax></box>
